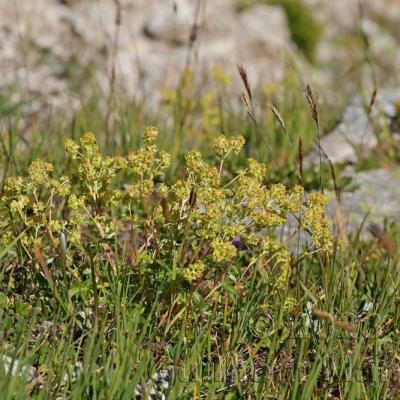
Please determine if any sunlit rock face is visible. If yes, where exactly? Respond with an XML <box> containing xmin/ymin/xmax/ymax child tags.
<box><xmin>1</xmin><ymin>0</ymin><xmax>399</xmax><ymax>119</ymax></box>
<box><xmin>0</xmin><ymin>0</ymin><xmax>294</xmax><ymax>112</ymax></box>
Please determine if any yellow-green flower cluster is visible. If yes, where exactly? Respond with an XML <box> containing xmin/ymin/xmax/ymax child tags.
<box><xmin>64</xmin><ymin>138</ymin><xmax>79</xmax><ymax>158</ymax></box>
<box><xmin>283</xmin><ymin>296</ymin><xmax>297</xmax><ymax>313</ymax></box>
<box><xmin>143</xmin><ymin>126</ymin><xmax>158</xmax><ymax>146</ymax></box>
<box><xmin>211</xmin><ymin>238</ymin><xmax>237</xmax><ymax>263</ymax></box>
<box><xmin>5</xmin><ymin>176</ymin><xmax>24</xmax><ymax>193</ymax></box>
<box><xmin>275</xmin><ymin>249</ymin><xmax>291</xmax><ymax>290</ymax></box>
<box><xmin>68</xmin><ymin>194</ymin><xmax>87</xmax><ymax>226</ymax></box>
<box><xmin>248</xmin><ymin>158</ymin><xmax>267</xmax><ymax>183</ymax></box>
<box><xmin>65</xmin><ymin>133</ymin><xmax>127</xmax><ymax>206</ymax></box>
<box><xmin>172</xmin><ymin>179</ymin><xmax>191</xmax><ymax>203</ymax></box>
<box><xmin>0</xmin><ymin>125</ymin><xmax>335</xmax><ymax>297</ymax></box>
<box><xmin>303</xmin><ymin>192</ymin><xmax>333</xmax><ymax>253</ymax></box>
<box><xmin>127</xmin><ymin>127</ymin><xmax>170</xmax><ymax>181</ymax></box>
<box><xmin>51</xmin><ymin>176</ymin><xmax>71</xmax><ymax>196</ymax></box>
<box><xmin>182</xmin><ymin>261</ymin><xmax>206</xmax><ymax>282</ymax></box>
<box><xmin>10</xmin><ymin>195</ymin><xmax>29</xmax><ymax>213</ymax></box>
<box><xmin>185</xmin><ymin>150</ymin><xmax>219</xmax><ymax>187</ymax></box>
<box><xmin>213</xmin><ymin>135</ymin><xmax>245</xmax><ymax>158</ymax></box>
<box><xmin>28</xmin><ymin>160</ymin><xmax>53</xmax><ymax>185</ymax></box>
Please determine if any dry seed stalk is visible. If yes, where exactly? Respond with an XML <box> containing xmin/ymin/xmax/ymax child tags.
<box><xmin>333</xmin><ymin>204</ymin><xmax>348</xmax><ymax>249</ymax></box>
<box><xmin>237</xmin><ymin>63</ymin><xmax>252</xmax><ymax>102</ymax></box>
<box><xmin>268</xmin><ymin>103</ymin><xmax>287</xmax><ymax>133</ymax></box>
<box><xmin>113</xmin><ymin>0</ymin><xmax>122</xmax><ymax>25</ymax></box>
<box><xmin>305</xmin><ymin>83</ymin><xmax>323</xmax><ymax>192</ymax></box>
<box><xmin>298</xmin><ymin>138</ymin><xmax>304</xmax><ymax>182</ymax></box>
<box><xmin>305</xmin><ymin>84</ymin><xmax>319</xmax><ymax>127</ymax></box>
<box><xmin>367</xmin><ymin>88</ymin><xmax>377</xmax><ymax>116</ymax></box>
<box><xmin>312</xmin><ymin>305</ymin><xmax>356</xmax><ymax>333</ymax></box>
<box><xmin>313</xmin><ymin>139</ymin><xmax>340</xmax><ymax>202</ymax></box>
<box><xmin>368</xmin><ymin>223</ymin><xmax>397</xmax><ymax>258</ymax></box>
<box><xmin>268</xmin><ymin>103</ymin><xmax>302</xmax><ymax>177</ymax></box>
<box><xmin>241</xmin><ymin>92</ymin><xmax>256</xmax><ymax>123</ymax></box>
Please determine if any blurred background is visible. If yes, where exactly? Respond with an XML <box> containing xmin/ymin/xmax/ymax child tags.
<box><xmin>2</xmin><ymin>0</ymin><xmax>399</xmax><ymax>123</ymax></box>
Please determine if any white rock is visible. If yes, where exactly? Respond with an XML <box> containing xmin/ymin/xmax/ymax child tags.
<box><xmin>2</xmin><ymin>355</ymin><xmax>36</xmax><ymax>381</ymax></box>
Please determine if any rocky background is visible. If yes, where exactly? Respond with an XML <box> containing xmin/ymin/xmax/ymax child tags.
<box><xmin>1</xmin><ymin>0</ymin><xmax>400</xmax><ymax>233</ymax></box>
<box><xmin>1</xmin><ymin>0</ymin><xmax>399</xmax><ymax>109</ymax></box>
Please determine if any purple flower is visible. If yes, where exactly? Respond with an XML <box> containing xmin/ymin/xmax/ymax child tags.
<box><xmin>232</xmin><ymin>235</ymin><xmax>246</xmax><ymax>251</ymax></box>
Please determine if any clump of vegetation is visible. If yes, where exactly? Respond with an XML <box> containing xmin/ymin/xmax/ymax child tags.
<box><xmin>0</xmin><ymin>128</ymin><xmax>333</xmax><ymax>316</ymax></box>
<box><xmin>1</xmin><ymin>57</ymin><xmax>399</xmax><ymax>399</ymax></box>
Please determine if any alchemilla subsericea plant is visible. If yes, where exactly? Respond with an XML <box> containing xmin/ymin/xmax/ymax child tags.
<box><xmin>0</xmin><ymin>127</ymin><xmax>334</xmax><ymax>312</ymax></box>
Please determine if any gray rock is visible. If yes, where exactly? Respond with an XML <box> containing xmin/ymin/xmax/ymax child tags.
<box><xmin>1</xmin><ymin>355</ymin><xmax>36</xmax><ymax>381</ymax></box>
<box><xmin>280</xmin><ymin>166</ymin><xmax>400</xmax><ymax>247</ymax></box>
<box><xmin>0</xmin><ymin>0</ymin><xmax>294</xmax><ymax>114</ymax></box>
<box><xmin>360</xmin><ymin>19</ymin><xmax>400</xmax><ymax>72</ymax></box>
<box><xmin>143</xmin><ymin>0</ymin><xmax>235</xmax><ymax>45</ymax></box>
<box><xmin>143</xmin><ymin>0</ymin><xmax>197</xmax><ymax>45</ymax></box>
<box><xmin>237</xmin><ymin>4</ymin><xmax>291</xmax><ymax>55</ymax></box>
<box><xmin>2</xmin><ymin>0</ymin><xmax>399</xmax><ymax>122</ymax></box>
<box><xmin>15</xmin><ymin>0</ymin><xmax>388</xmax><ymax>124</ymax></box>
<box><xmin>328</xmin><ymin>167</ymin><xmax>400</xmax><ymax>234</ymax></box>
<box><xmin>363</xmin><ymin>0</ymin><xmax>400</xmax><ymax>27</ymax></box>
<box><xmin>306</xmin><ymin>88</ymin><xmax>400</xmax><ymax>165</ymax></box>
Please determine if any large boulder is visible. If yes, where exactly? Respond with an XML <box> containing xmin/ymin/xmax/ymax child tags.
<box><xmin>0</xmin><ymin>0</ymin><xmax>295</xmax><ymax>113</ymax></box>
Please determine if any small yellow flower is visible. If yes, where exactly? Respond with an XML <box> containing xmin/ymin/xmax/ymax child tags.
<box><xmin>248</xmin><ymin>159</ymin><xmax>267</xmax><ymax>183</ymax></box>
<box><xmin>93</xmin><ymin>215</ymin><xmax>114</xmax><ymax>237</ymax></box>
<box><xmin>159</xmin><ymin>151</ymin><xmax>171</xmax><ymax>171</ymax></box>
<box><xmin>143</xmin><ymin>126</ymin><xmax>159</xmax><ymax>146</ymax></box>
<box><xmin>213</xmin><ymin>135</ymin><xmax>245</xmax><ymax>158</ymax></box>
<box><xmin>68</xmin><ymin>194</ymin><xmax>85</xmax><ymax>210</ymax></box>
<box><xmin>111</xmin><ymin>189</ymin><xmax>123</xmax><ymax>204</ymax></box>
<box><xmin>33</xmin><ymin>201</ymin><xmax>46</xmax><ymax>215</ymax></box>
<box><xmin>5</xmin><ymin>177</ymin><xmax>24</xmax><ymax>193</ymax></box>
<box><xmin>48</xmin><ymin>220</ymin><xmax>63</xmax><ymax>233</ymax></box>
<box><xmin>69</xmin><ymin>228</ymin><xmax>81</xmax><ymax>246</ymax></box>
<box><xmin>64</xmin><ymin>139</ymin><xmax>79</xmax><ymax>158</ymax></box>
<box><xmin>126</xmin><ymin>184</ymin><xmax>141</xmax><ymax>200</ymax></box>
<box><xmin>303</xmin><ymin>192</ymin><xmax>333</xmax><ymax>253</ymax></box>
<box><xmin>79</xmin><ymin>133</ymin><xmax>100</xmax><ymax>159</ymax></box>
<box><xmin>80</xmin><ymin>132</ymin><xmax>96</xmax><ymax>147</ymax></box>
<box><xmin>172</xmin><ymin>180</ymin><xmax>190</xmax><ymax>201</ymax></box>
<box><xmin>51</xmin><ymin>176</ymin><xmax>71</xmax><ymax>196</ymax></box>
<box><xmin>182</xmin><ymin>261</ymin><xmax>205</xmax><ymax>282</ymax></box>
<box><xmin>128</xmin><ymin>147</ymin><xmax>156</xmax><ymax>176</ymax></box>
<box><xmin>211</xmin><ymin>238</ymin><xmax>237</xmax><ymax>263</ymax></box>
<box><xmin>293</xmin><ymin>185</ymin><xmax>304</xmax><ymax>195</ymax></box>
<box><xmin>158</xmin><ymin>183</ymin><xmax>169</xmax><ymax>198</ymax></box>
<box><xmin>141</xmin><ymin>179</ymin><xmax>154</xmax><ymax>198</ymax></box>
<box><xmin>0</xmin><ymin>231</ymin><xmax>14</xmax><ymax>247</ymax></box>
<box><xmin>28</xmin><ymin>160</ymin><xmax>53</xmax><ymax>185</ymax></box>
<box><xmin>185</xmin><ymin>151</ymin><xmax>219</xmax><ymax>186</ymax></box>
<box><xmin>283</xmin><ymin>296</ymin><xmax>297</xmax><ymax>313</ymax></box>
<box><xmin>10</xmin><ymin>195</ymin><xmax>30</xmax><ymax>212</ymax></box>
